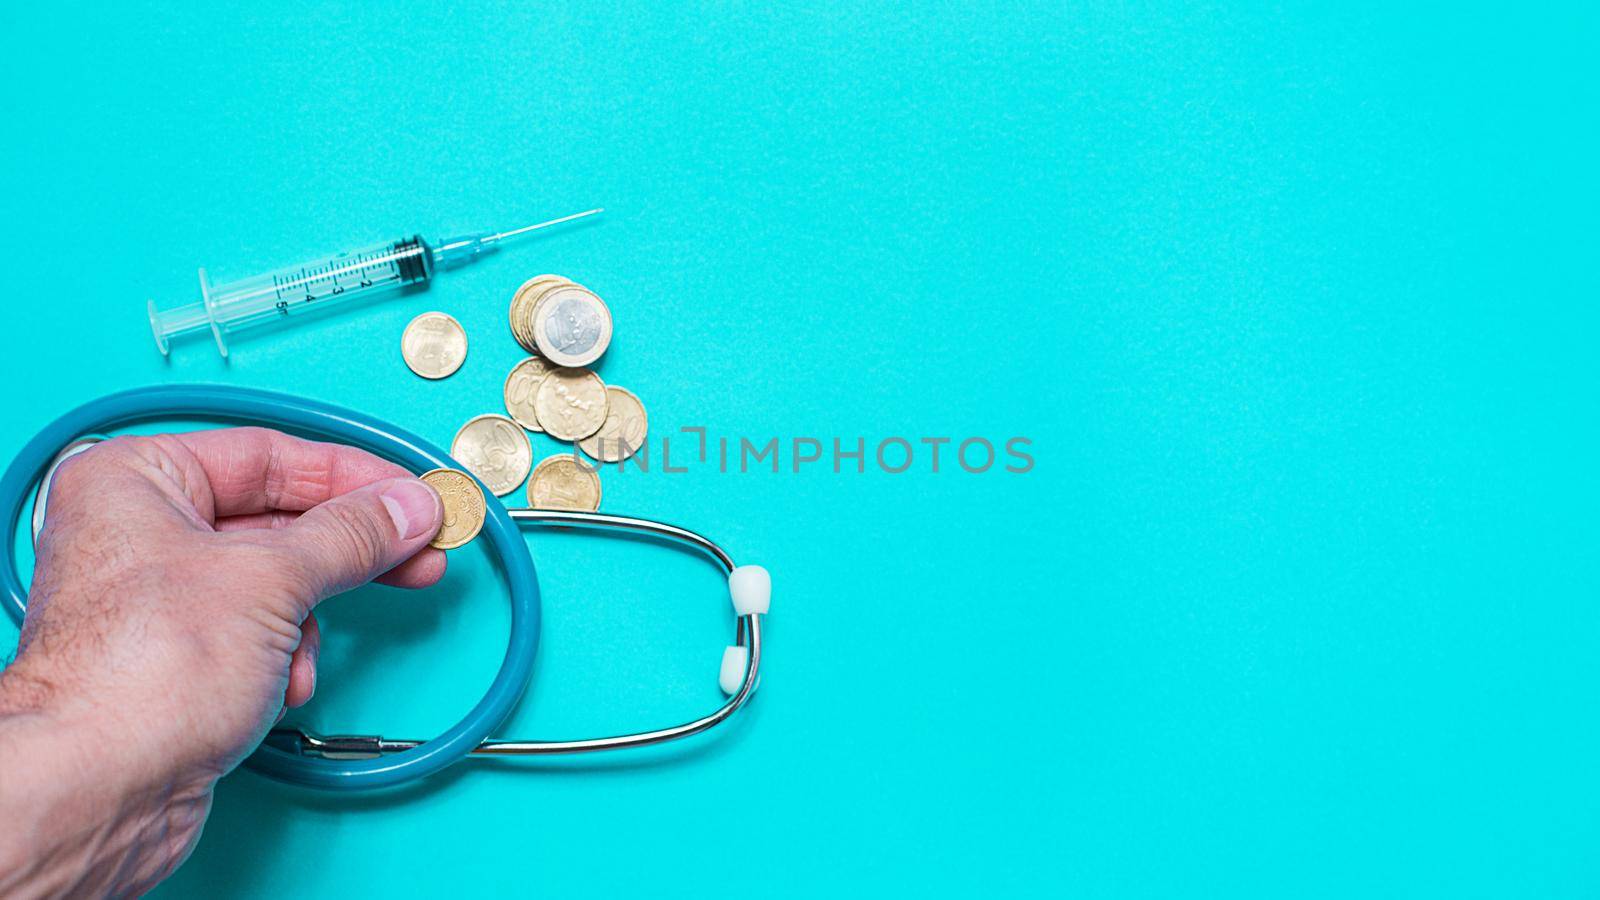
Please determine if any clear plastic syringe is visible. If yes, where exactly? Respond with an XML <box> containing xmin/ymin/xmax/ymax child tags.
<box><xmin>148</xmin><ymin>207</ymin><xmax>603</xmax><ymax>357</ymax></box>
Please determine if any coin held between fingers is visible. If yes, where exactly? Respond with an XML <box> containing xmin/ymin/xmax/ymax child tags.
<box><xmin>419</xmin><ymin>468</ymin><xmax>486</xmax><ymax>550</ymax></box>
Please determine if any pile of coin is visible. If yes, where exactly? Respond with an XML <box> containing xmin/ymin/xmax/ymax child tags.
<box><xmin>454</xmin><ymin>355</ymin><xmax>648</xmax><ymax>508</ymax></box>
<box><xmin>507</xmin><ymin>275</ymin><xmax>612</xmax><ymax>368</ymax></box>
<box><xmin>406</xmin><ymin>274</ymin><xmax>651</xmax><ymax>546</ymax></box>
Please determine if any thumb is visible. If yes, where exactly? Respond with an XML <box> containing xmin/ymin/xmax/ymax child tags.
<box><xmin>269</xmin><ymin>477</ymin><xmax>443</xmax><ymax>599</ymax></box>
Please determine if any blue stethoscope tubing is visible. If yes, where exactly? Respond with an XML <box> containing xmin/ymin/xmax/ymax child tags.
<box><xmin>0</xmin><ymin>383</ymin><xmax>540</xmax><ymax>791</ymax></box>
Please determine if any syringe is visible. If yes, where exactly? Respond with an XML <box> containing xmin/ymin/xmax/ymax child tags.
<box><xmin>148</xmin><ymin>208</ymin><xmax>603</xmax><ymax>357</ymax></box>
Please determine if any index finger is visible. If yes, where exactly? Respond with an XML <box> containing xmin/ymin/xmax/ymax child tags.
<box><xmin>171</xmin><ymin>426</ymin><xmax>420</xmax><ymax>519</ymax></box>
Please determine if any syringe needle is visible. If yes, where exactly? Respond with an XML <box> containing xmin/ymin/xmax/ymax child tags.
<box><xmin>491</xmin><ymin>208</ymin><xmax>604</xmax><ymax>242</ymax></box>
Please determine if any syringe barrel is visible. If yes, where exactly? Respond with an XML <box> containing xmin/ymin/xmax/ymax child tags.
<box><xmin>209</xmin><ymin>235</ymin><xmax>433</xmax><ymax>332</ymax></box>
<box><xmin>151</xmin><ymin>235</ymin><xmax>434</xmax><ymax>356</ymax></box>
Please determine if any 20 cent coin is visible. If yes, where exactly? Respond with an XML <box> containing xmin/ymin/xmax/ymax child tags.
<box><xmin>502</xmin><ymin>357</ymin><xmax>552</xmax><ymax>432</ymax></box>
<box><xmin>577</xmin><ymin>386</ymin><xmax>648</xmax><ymax>463</ymax></box>
<box><xmin>533</xmin><ymin>367</ymin><xmax>609</xmax><ymax>441</ymax></box>
<box><xmin>419</xmin><ymin>468</ymin><xmax>486</xmax><ymax>550</ymax></box>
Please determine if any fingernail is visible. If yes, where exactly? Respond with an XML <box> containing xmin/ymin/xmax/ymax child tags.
<box><xmin>380</xmin><ymin>479</ymin><xmax>442</xmax><ymax>540</ymax></box>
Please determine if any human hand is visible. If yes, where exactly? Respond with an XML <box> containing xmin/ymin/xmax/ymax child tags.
<box><xmin>0</xmin><ymin>428</ymin><xmax>446</xmax><ymax>896</ymax></box>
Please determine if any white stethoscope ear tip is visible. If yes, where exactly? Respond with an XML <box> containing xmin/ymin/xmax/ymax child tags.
<box><xmin>728</xmin><ymin>564</ymin><xmax>770</xmax><ymax>616</ymax></box>
<box><xmin>719</xmin><ymin>645</ymin><xmax>750</xmax><ymax>696</ymax></box>
<box><xmin>722</xmin><ymin>566</ymin><xmax>767</xmax><ymax>695</ymax></box>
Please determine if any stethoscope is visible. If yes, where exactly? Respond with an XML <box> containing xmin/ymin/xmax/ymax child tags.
<box><xmin>0</xmin><ymin>384</ymin><xmax>769</xmax><ymax>792</ymax></box>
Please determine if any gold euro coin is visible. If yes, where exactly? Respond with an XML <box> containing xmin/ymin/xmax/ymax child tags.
<box><xmin>419</xmin><ymin>468</ymin><xmax>486</xmax><ymax>550</ymax></box>
<box><xmin>533</xmin><ymin>367</ymin><xmax>609</xmax><ymax>441</ymax></box>
<box><xmin>527</xmin><ymin>454</ymin><xmax>602</xmax><ymax>511</ymax></box>
<box><xmin>450</xmin><ymin>414</ymin><xmax>533</xmax><ymax>496</ymax></box>
<box><xmin>577</xmin><ymin>386</ymin><xmax>648</xmax><ymax>463</ymax></box>
<box><xmin>510</xmin><ymin>275</ymin><xmax>564</xmax><ymax>352</ymax></box>
<box><xmin>401</xmin><ymin>312</ymin><xmax>467</xmax><ymax>379</ymax></box>
<box><xmin>519</xmin><ymin>279</ymin><xmax>567</xmax><ymax>351</ymax></box>
<box><xmin>502</xmin><ymin>357</ymin><xmax>552</xmax><ymax>432</ymax></box>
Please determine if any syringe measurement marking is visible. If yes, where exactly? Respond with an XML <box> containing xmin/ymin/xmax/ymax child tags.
<box><xmin>270</xmin><ymin>248</ymin><xmax>405</xmax><ymax>315</ymax></box>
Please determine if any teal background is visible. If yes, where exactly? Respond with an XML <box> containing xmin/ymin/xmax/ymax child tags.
<box><xmin>1</xmin><ymin>1</ymin><xmax>1595</xmax><ymax>895</ymax></box>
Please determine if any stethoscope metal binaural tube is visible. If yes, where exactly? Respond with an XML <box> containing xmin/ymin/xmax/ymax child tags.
<box><xmin>273</xmin><ymin>509</ymin><xmax>764</xmax><ymax>760</ymax></box>
<box><xmin>13</xmin><ymin>389</ymin><xmax>766</xmax><ymax>773</ymax></box>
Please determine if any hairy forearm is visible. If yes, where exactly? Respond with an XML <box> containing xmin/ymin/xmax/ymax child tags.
<box><xmin>0</xmin><ymin>669</ymin><xmax>210</xmax><ymax>898</ymax></box>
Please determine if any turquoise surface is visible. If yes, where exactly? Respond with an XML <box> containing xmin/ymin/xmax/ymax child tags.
<box><xmin>1</xmin><ymin>2</ymin><xmax>1594</xmax><ymax>895</ymax></box>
